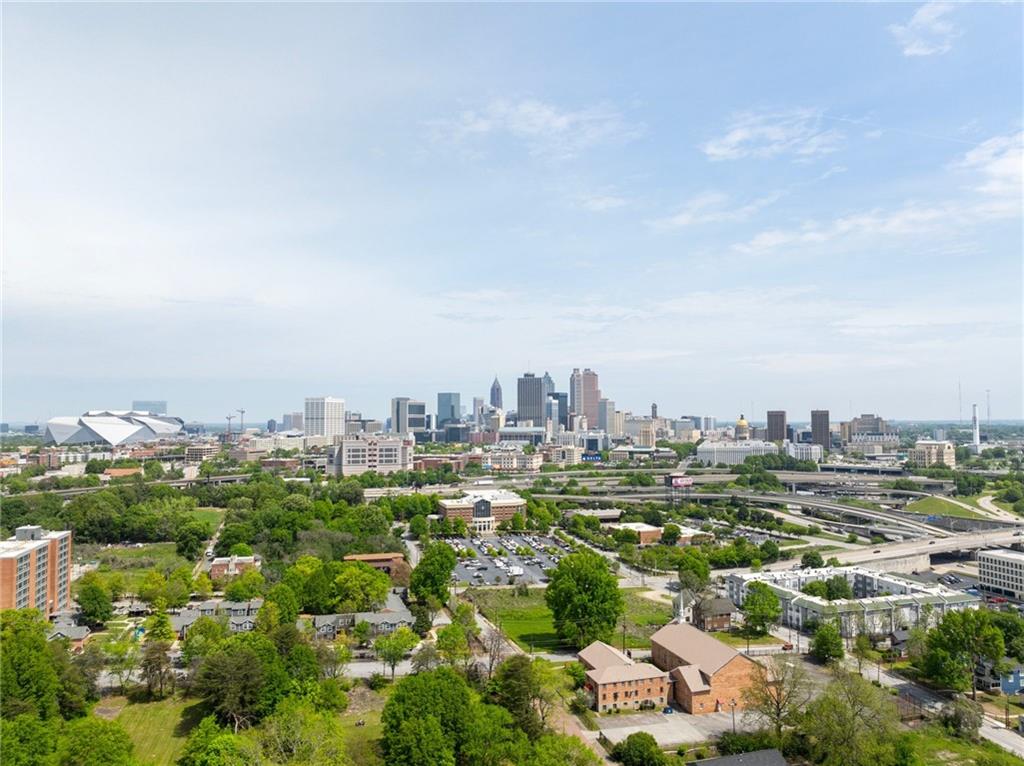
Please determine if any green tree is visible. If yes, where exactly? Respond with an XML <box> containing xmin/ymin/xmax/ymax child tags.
<box><xmin>144</xmin><ymin>459</ymin><xmax>165</xmax><ymax>480</ymax></box>
<box><xmin>251</xmin><ymin>697</ymin><xmax>351</xmax><ymax>765</ymax></box>
<box><xmin>146</xmin><ymin>602</ymin><xmax>176</xmax><ymax>641</ymax></box>
<box><xmin>436</xmin><ymin>624</ymin><xmax>471</xmax><ymax>669</ymax></box>
<box><xmin>104</xmin><ymin>639</ymin><xmax>139</xmax><ymax>696</ymax></box>
<box><xmin>610</xmin><ymin>731</ymin><xmax>666</xmax><ymax>766</ymax></box>
<box><xmin>175</xmin><ymin>520</ymin><xmax>209</xmax><ymax>560</ymax></box>
<box><xmin>852</xmin><ymin>634</ymin><xmax>878</xmax><ymax>674</ymax></box>
<box><xmin>801</xmin><ymin>581</ymin><xmax>829</xmax><ymax>599</ymax></box>
<box><xmin>677</xmin><ymin>547</ymin><xmax>710</xmax><ymax>589</ymax></box>
<box><xmin>0</xmin><ymin>609</ymin><xmax>60</xmax><ymax>719</ymax></box>
<box><xmin>223</xmin><ymin>569</ymin><xmax>265</xmax><ymax>602</ymax></box>
<box><xmin>0</xmin><ymin>714</ymin><xmax>58</xmax><ymax>766</ymax></box>
<box><xmin>804</xmin><ymin>670</ymin><xmax>899</xmax><ymax>766</ymax></box>
<box><xmin>195</xmin><ymin>635</ymin><xmax>289</xmax><ymax>732</ymax></box>
<box><xmin>410</xmin><ymin>543</ymin><xmax>457</xmax><ymax>604</ymax></box>
<box><xmin>492</xmin><ymin>654</ymin><xmax>558</xmax><ymax>740</ymax></box>
<box><xmin>57</xmin><ymin>717</ymin><xmax>135</xmax><ymax>766</ymax></box>
<box><xmin>661</xmin><ymin>524</ymin><xmax>681</xmax><ymax>546</ymax></box>
<box><xmin>824</xmin><ymin>575</ymin><xmax>854</xmax><ymax>600</ymax></box>
<box><xmin>334</xmin><ymin>562</ymin><xmax>390</xmax><ymax>612</ymax></box>
<box><xmin>924</xmin><ymin>609</ymin><xmax>1005</xmax><ymax>699</ymax></box>
<box><xmin>462</xmin><ymin>703</ymin><xmax>531</xmax><ymax>766</ymax></box>
<box><xmin>77</xmin><ymin>574</ymin><xmax>114</xmax><ymax>627</ymax></box>
<box><xmin>375</xmin><ymin>626</ymin><xmax>419</xmax><ymax>679</ymax></box>
<box><xmin>525</xmin><ymin>734</ymin><xmax>602</xmax><ymax>766</ymax></box>
<box><xmin>544</xmin><ymin>550</ymin><xmax>624</xmax><ymax>648</ymax></box>
<box><xmin>810</xmin><ymin>621</ymin><xmax>845</xmax><ymax>664</ymax></box>
<box><xmin>801</xmin><ymin>550</ymin><xmax>825</xmax><ymax>569</ymax></box>
<box><xmin>408</xmin><ymin>514</ymin><xmax>429</xmax><ymax>539</ymax></box>
<box><xmin>177</xmin><ymin>715</ymin><xmax>244</xmax><ymax>766</ymax></box>
<box><xmin>264</xmin><ymin>583</ymin><xmax>300</xmax><ymax>625</ymax></box>
<box><xmin>386</xmin><ymin>716</ymin><xmax>455</xmax><ymax>766</ymax></box>
<box><xmin>141</xmin><ymin>640</ymin><xmax>174</xmax><ymax>698</ymax></box>
<box><xmin>740</xmin><ymin>582</ymin><xmax>781</xmax><ymax>638</ymax></box>
<box><xmin>381</xmin><ymin>667</ymin><xmax>474</xmax><ymax>764</ymax></box>
<box><xmin>182</xmin><ymin>616</ymin><xmax>228</xmax><ymax>665</ymax></box>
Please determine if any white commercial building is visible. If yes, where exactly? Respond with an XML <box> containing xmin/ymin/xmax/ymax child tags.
<box><xmin>328</xmin><ymin>435</ymin><xmax>414</xmax><ymax>477</ymax></box>
<box><xmin>304</xmin><ymin>397</ymin><xmax>346</xmax><ymax>439</ymax></box>
<box><xmin>978</xmin><ymin>549</ymin><xmax>1024</xmax><ymax>600</ymax></box>
<box><xmin>727</xmin><ymin>567</ymin><xmax>979</xmax><ymax>638</ymax></box>
<box><xmin>696</xmin><ymin>440</ymin><xmax>778</xmax><ymax>466</ymax></box>
<box><xmin>784</xmin><ymin>441</ymin><xmax>823</xmax><ymax>462</ymax></box>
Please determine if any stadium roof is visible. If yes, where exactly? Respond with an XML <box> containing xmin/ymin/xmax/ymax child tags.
<box><xmin>44</xmin><ymin>411</ymin><xmax>184</xmax><ymax>447</ymax></box>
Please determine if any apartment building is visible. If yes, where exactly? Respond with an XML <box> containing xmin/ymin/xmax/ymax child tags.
<box><xmin>908</xmin><ymin>440</ymin><xmax>956</xmax><ymax>469</ymax></box>
<box><xmin>438</xmin><ymin>489</ymin><xmax>526</xmax><ymax>534</ymax></box>
<box><xmin>695</xmin><ymin>440</ymin><xmax>779</xmax><ymax>466</ymax></box>
<box><xmin>329</xmin><ymin>435</ymin><xmax>415</xmax><ymax>477</ymax></box>
<box><xmin>0</xmin><ymin>526</ymin><xmax>72</xmax><ymax>614</ymax></box>
<box><xmin>304</xmin><ymin>397</ymin><xmax>346</xmax><ymax>439</ymax></box>
<box><xmin>979</xmin><ymin>549</ymin><xmax>1024</xmax><ymax>600</ymax></box>
<box><xmin>185</xmin><ymin>444</ymin><xmax>220</xmax><ymax>463</ymax></box>
<box><xmin>578</xmin><ymin>640</ymin><xmax>668</xmax><ymax>713</ymax></box>
<box><xmin>487</xmin><ymin>450</ymin><xmax>543</xmax><ymax>472</ymax></box>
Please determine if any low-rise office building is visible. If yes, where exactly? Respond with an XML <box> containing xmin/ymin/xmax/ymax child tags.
<box><xmin>486</xmin><ymin>449</ymin><xmax>542</xmax><ymax>472</ymax></box>
<box><xmin>727</xmin><ymin>567</ymin><xmax>979</xmax><ymax>638</ymax></box>
<box><xmin>784</xmin><ymin>441</ymin><xmax>823</xmax><ymax>462</ymax></box>
<box><xmin>978</xmin><ymin>549</ymin><xmax>1024</xmax><ymax>600</ymax></box>
<box><xmin>438</xmin><ymin>489</ymin><xmax>527</xmax><ymax>534</ymax></box>
<box><xmin>328</xmin><ymin>435</ymin><xmax>415</xmax><ymax>477</ymax></box>
<box><xmin>0</xmin><ymin>526</ymin><xmax>72</xmax><ymax>614</ymax></box>
<box><xmin>609</xmin><ymin>522</ymin><xmax>663</xmax><ymax>545</ymax></box>
<box><xmin>696</xmin><ymin>440</ymin><xmax>778</xmax><ymax>466</ymax></box>
<box><xmin>908</xmin><ymin>440</ymin><xmax>956</xmax><ymax>469</ymax></box>
<box><xmin>209</xmin><ymin>555</ymin><xmax>262</xmax><ymax>580</ymax></box>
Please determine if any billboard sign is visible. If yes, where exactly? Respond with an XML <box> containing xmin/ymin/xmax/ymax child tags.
<box><xmin>671</xmin><ymin>476</ymin><xmax>694</xmax><ymax>488</ymax></box>
<box><xmin>581</xmin><ymin>453</ymin><xmax>602</xmax><ymax>462</ymax></box>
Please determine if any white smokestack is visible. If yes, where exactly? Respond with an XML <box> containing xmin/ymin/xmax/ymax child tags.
<box><xmin>972</xmin><ymin>403</ymin><xmax>980</xmax><ymax>446</ymax></box>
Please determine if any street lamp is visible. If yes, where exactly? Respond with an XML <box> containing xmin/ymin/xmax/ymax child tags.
<box><xmin>729</xmin><ymin>698</ymin><xmax>737</xmax><ymax>733</ymax></box>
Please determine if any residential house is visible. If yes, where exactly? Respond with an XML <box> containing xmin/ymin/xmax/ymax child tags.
<box><xmin>701</xmin><ymin>750</ymin><xmax>787</xmax><ymax>766</ymax></box>
<box><xmin>302</xmin><ymin>588</ymin><xmax>413</xmax><ymax>640</ymax></box>
<box><xmin>976</xmin><ymin>658</ymin><xmax>1024</xmax><ymax>695</ymax></box>
<box><xmin>47</xmin><ymin>620</ymin><xmax>91</xmax><ymax>651</ymax></box>
<box><xmin>650</xmin><ymin>623</ymin><xmax>759</xmax><ymax>714</ymax></box>
<box><xmin>209</xmin><ymin>555</ymin><xmax>262</xmax><ymax>580</ymax></box>
<box><xmin>695</xmin><ymin>597</ymin><xmax>736</xmax><ymax>632</ymax></box>
<box><xmin>577</xmin><ymin>640</ymin><xmax>668</xmax><ymax>713</ymax></box>
<box><xmin>169</xmin><ymin>598</ymin><xmax>264</xmax><ymax>639</ymax></box>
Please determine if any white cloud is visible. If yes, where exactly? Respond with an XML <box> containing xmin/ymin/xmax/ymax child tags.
<box><xmin>649</xmin><ymin>190</ymin><xmax>782</xmax><ymax>229</ymax></box>
<box><xmin>734</xmin><ymin>130</ymin><xmax>1023</xmax><ymax>255</ymax></box>
<box><xmin>958</xmin><ymin>130</ymin><xmax>1024</xmax><ymax>197</ymax></box>
<box><xmin>431</xmin><ymin>98</ymin><xmax>644</xmax><ymax>160</ymax></box>
<box><xmin>889</xmin><ymin>2</ymin><xmax>961</xmax><ymax>57</ymax></box>
<box><xmin>579</xmin><ymin>193</ymin><xmax>629</xmax><ymax>212</ymax></box>
<box><xmin>701</xmin><ymin>108</ymin><xmax>844</xmax><ymax>161</ymax></box>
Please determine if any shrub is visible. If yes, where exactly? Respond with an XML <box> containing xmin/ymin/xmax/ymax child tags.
<box><xmin>366</xmin><ymin>673</ymin><xmax>390</xmax><ymax>691</ymax></box>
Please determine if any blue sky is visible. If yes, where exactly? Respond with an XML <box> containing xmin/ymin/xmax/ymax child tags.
<box><xmin>3</xmin><ymin>2</ymin><xmax>1021</xmax><ymax>424</ymax></box>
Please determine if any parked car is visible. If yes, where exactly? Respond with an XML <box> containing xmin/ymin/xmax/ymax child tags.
<box><xmin>663</xmin><ymin>707</ymin><xmax>674</xmax><ymax>715</ymax></box>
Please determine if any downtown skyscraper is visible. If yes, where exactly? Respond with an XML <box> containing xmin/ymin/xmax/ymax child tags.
<box><xmin>569</xmin><ymin>368</ymin><xmax>601</xmax><ymax>428</ymax></box>
<box><xmin>490</xmin><ymin>376</ymin><xmax>503</xmax><ymax>410</ymax></box>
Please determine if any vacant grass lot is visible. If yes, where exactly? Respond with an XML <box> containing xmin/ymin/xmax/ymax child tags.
<box><xmin>189</xmin><ymin>507</ymin><xmax>225</xmax><ymax>529</ymax></box>
<box><xmin>904</xmin><ymin>496</ymin><xmax>984</xmax><ymax>520</ymax></box>
<box><xmin>908</xmin><ymin>725</ymin><xmax>1024</xmax><ymax>766</ymax></box>
<box><xmin>466</xmin><ymin>586</ymin><xmax>673</xmax><ymax>653</ymax></box>
<box><xmin>709</xmin><ymin>629</ymin><xmax>783</xmax><ymax>648</ymax></box>
<box><xmin>108</xmin><ymin>695</ymin><xmax>208</xmax><ymax>766</ymax></box>
<box><xmin>77</xmin><ymin>542</ymin><xmax>192</xmax><ymax>592</ymax></box>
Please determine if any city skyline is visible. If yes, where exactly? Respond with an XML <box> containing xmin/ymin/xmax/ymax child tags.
<box><xmin>4</xmin><ymin>3</ymin><xmax>1021</xmax><ymax>421</ymax></box>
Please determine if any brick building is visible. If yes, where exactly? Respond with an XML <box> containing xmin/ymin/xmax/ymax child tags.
<box><xmin>209</xmin><ymin>555</ymin><xmax>261</xmax><ymax>580</ymax></box>
<box><xmin>578</xmin><ymin>640</ymin><xmax>668</xmax><ymax>713</ymax></box>
<box><xmin>0</xmin><ymin>526</ymin><xmax>72</xmax><ymax>614</ymax></box>
<box><xmin>438</xmin><ymin>489</ymin><xmax>526</xmax><ymax>534</ymax></box>
<box><xmin>650</xmin><ymin>623</ymin><xmax>758</xmax><ymax>714</ymax></box>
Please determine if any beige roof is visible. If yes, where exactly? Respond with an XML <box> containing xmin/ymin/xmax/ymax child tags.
<box><xmin>671</xmin><ymin>665</ymin><xmax>710</xmax><ymax>693</ymax></box>
<box><xmin>586</xmin><ymin>662</ymin><xmax>667</xmax><ymax>685</ymax></box>
<box><xmin>651</xmin><ymin>622</ymin><xmax>740</xmax><ymax>675</ymax></box>
<box><xmin>578</xmin><ymin>640</ymin><xmax>633</xmax><ymax>671</ymax></box>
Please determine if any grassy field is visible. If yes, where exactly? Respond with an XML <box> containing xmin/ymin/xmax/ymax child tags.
<box><xmin>957</xmin><ymin>494</ymin><xmax>1015</xmax><ymax>515</ymax></box>
<box><xmin>339</xmin><ymin>685</ymin><xmax>390</xmax><ymax>765</ymax></box>
<box><xmin>709</xmin><ymin>629</ymin><xmax>783</xmax><ymax>648</ymax></box>
<box><xmin>904</xmin><ymin>496</ymin><xmax>985</xmax><ymax>520</ymax></box>
<box><xmin>78</xmin><ymin>543</ymin><xmax>192</xmax><ymax>592</ymax></box>
<box><xmin>465</xmin><ymin>586</ymin><xmax>673</xmax><ymax>653</ymax></box>
<box><xmin>189</xmin><ymin>507</ymin><xmax>225</xmax><ymax>529</ymax></box>
<box><xmin>106</xmin><ymin>695</ymin><xmax>207</xmax><ymax>766</ymax></box>
<box><xmin>907</xmin><ymin>724</ymin><xmax>1024</xmax><ymax>766</ymax></box>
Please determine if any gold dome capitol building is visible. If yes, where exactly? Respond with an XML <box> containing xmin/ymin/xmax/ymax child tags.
<box><xmin>735</xmin><ymin>414</ymin><xmax>750</xmax><ymax>441</ymax></box>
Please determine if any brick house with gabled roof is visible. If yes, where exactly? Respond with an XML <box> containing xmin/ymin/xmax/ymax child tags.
<box><xmin>578</xmin><ymin>640</ymin><xmax>668</xmax><ymax>713</ymax></box>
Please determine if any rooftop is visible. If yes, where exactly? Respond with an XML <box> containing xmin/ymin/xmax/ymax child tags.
<box><xmin>586</xmin><ymin>662</ymin><xmax>666</xmax><ymax>685</ymax></box>
<box><xmin>650</xmin><ymin>622</ymin><xmax>740</xmax><ymax>675</ymax></box>
<box><xmin>578</xmin><ymin>640</ymin><xmax>634</xmax><ymax>671</ymax></box>
<box><xmin>980</xmin><ymin>548</ymin><xmax>1024</xmax><ymax>563</ymax></box>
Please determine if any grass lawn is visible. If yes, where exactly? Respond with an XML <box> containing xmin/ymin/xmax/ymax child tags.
<box><xmin>778</xmin><ymin>538</ymin><xmax>807</xmax><ymax>547</ymax></box>
<box><xmin>709</xmin><ymin>629</ymin><xmax>783</xmax><ymax>648</ymax></box>
<box><xmin>107</xmin><ymin>695</ymin><xmax>208</xmax><ymax>766</ymax></box>
<box><xmin>957</xmin><ymin>495</ymin><xmax>1015</xmax><ymax>515</ymax></box>
<box><xmin>465</xmin><ymin>586</ymin><xmax>673</xmax><ymax>653</ymax></box>
<box><xmin>338</xmin><ymin>685</ymin><xmax>391</xmax><ymax>766</ymax></box>
<box><xmin>907</xmin><ymin>724</ymin><xmax>1024</xmax><ymax>766</ymax></box>
<box><xmin>189</xmin><ymin>507</ymin><xmax>225</xmax><ymax>530</ymax></box>
<box><xmin>77</xmin><ymin>543</ymin><xmax>192</xmax><ymax>592</ymax></box>
<box><xmin>904</xmin><ymin>496</ymin><xmax>985</xmax><ymax>520</ymax></box>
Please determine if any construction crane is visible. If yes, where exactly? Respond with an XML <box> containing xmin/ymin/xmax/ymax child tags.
<box><xmin>225</xmin><ymin>414</ymin><xmax>235</xmax><ymax>441</ymax></box>
<box><xmin>237</xmin><ymin>408</ymin><xmax>246</xmax><ymax>435</ymax></box>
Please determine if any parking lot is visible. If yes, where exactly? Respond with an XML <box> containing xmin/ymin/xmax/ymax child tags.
<box><xmin>450</xmin><ymin>533</ymin><xmax>571</xmax><ymax>586</ymax></box>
